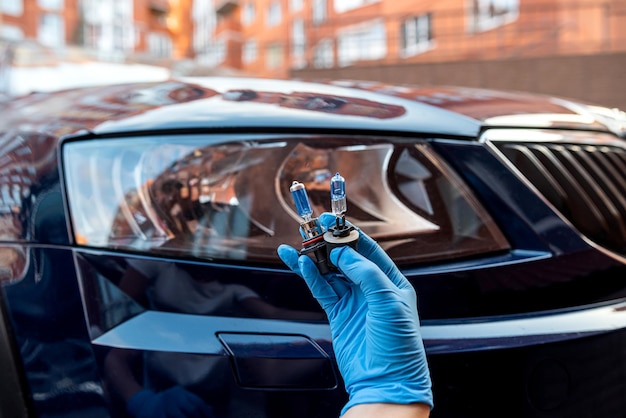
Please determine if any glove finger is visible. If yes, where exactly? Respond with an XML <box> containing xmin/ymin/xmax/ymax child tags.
<box><xmin>319</xmin><ymin>212</ymin><xmax>411</xmax><ymax>291</ymax></box>
<box><xmin>330</xmin><ymin>246</ymin><xmax>396</xmax><ymax>305</ymax></box>
<box><xmin>355</xmin><ymin>231</ymin><xmax>412</xmax><ymax>290</ymax></box>
<box><xmin>298</xmin><ymin>255</ymin><xmax>339</xmax><ymax>312</ymax></box>
<box><xmin>277</xmin><ymin>244</ymin><xmax>303</xmax><ymax>277</ymax></box>
<box><xmin>325</xmin><ymin>275</ymin><xmax>351</xmax><ymax>298</ymax></box>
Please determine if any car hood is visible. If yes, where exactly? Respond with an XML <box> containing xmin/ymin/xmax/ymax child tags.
<box><xmin>328</xmin><ymin>80</ymin><xmax>617</xmax><ymax>134</ymax></box>
<box><xmin>0</xmin><ymin>77</ymin><xmax>620</xmax><ymax>140</ymax></box>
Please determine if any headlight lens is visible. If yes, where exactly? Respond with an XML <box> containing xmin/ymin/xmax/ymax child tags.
<box><xmin>63</xmin><ymin>134</ymin><xmax>508</xmax><ymax>265</ymax></box>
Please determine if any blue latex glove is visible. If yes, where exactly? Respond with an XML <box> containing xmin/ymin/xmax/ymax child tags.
<box><xmin>126</xmin><ymin>386</ymin><xmax>215</xmax><ymax>418</ymax></box>
<box><xmin>278</xmin><ymin>213</ymin><xmax>433</xmax><ymax>416</ymax></box>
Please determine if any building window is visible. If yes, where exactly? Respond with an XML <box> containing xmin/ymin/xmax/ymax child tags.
<box><xmin>266</xmin><ymin>1</ymin><xmax>282</xmax><ymax>27</ymax></box>
<box><xmin>215</xmin><ymin>39</ymin><xmax>226</xmax><ymax>64</ymax></box>
<box><xmin>312</xmin><ymin>0</ymin><xmax>326</xmax><ymax>24</ymax></box>
<box><xmin>112</xmin><ymin>23</ymin><xmax>128</xmax><ymax>52</ymax></box>
<box><xmin>79</xmin><ymin>0</ymin><xmax>134</xmax><ymax>56</ymax></box>
<box><xmin>0</xmin><ymin>25</ymin><xmax>24</xmax><ymax>40</ymax></box>
<box><xmin>290</xmin><ymin>0</ymin><xmax>303</xmax><ymax>12</ymax></box>
<box><xmin>193</xmin><ymin>0</ymin><xmax>216</xmax><ymax>55</ymax></box>
<box><xmin>468</xmin><ymin>0</ymin><xmax>519</xmax><ymax>33</ymax></box>
<box><xmin>242</xmin><ymin>2</ymin><xmax>256</xmax><ymax>25</ymax></box>
<box><xmin>38</xmin><ymin>0</ymin><xmax>63</xmax><ymax>10</ymax></box>
<box><xmin>334</xmin><ymin>0</ymin><xmax>379</xmax><ymax>14</ymax></box>
<box><xmin>291</xmin><ymin>18</ymin><xmax>306</xmax><ymax>69</ymax></box>
<box><xmin>266</xmin><ymin>43</ymin><xmax>283</xmax><ymax>69</ymax></box>
<box><xmin>84</xmin><ymin>23</ymin><xmax>101</xmax><ymax>49</ymax></box>
<box><xmin>243</xmin><ymin>39</ymin><xmax>258</xmax><ymax>64</ymax></box>
<box><xmin>1</xmin><ymin>0</ymin><xmax>24</xmax><ymax>16</ymax></box>
<box><xmin>338</xmin><ymin>19</ymin><xmax>386</xmax><ymax>67</ymax></box>
<box><xmin>313</xmin><ymin>38</ymin><xmax>333</xmax><ymax>68</ymax></box>
<box><xmin>147</xmin><ymin>32</ymin><xmax>173</xmax><ymax>58</ymax></box>
<box><xmin>400</xmin><ymin>13</ymin><xmax>433</xmax><ymax>57</ymax></box>
<box><xmin>38</xmin><ymin>13</ymin><xmax>65</xmax><ymax>47</ymax></box>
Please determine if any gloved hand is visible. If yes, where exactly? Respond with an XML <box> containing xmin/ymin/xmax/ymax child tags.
<box><xmin>126</xmin><ymin>386</ymin><xmax>215</xmax><ymax>418</ymax></box>
<box><xmin>278</xmin><ymin>213</ymin><xmax>432</xmax><ymax>416</ymax></box>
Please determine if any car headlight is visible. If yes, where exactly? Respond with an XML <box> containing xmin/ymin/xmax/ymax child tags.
<box><xmin>63</xmin><ymin>134</ymin><xmax>508</xmax><ymax>265</ymax></box>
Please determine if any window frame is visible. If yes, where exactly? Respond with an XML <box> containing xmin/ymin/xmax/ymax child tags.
<box><xmin>313</xmin><ymin>38</ymin><xmax>334</xmax><ymax>68</ymax></box>
<box><xmin>312</xmin><ymin>0</ymin><xmax>327</xmax><ymax>25</ymax></box>
<box><xmin>291</xmin><ymin>18</ymin><xmax>306</xmax><ymax>69</ymax></box>
<box><xmin>266</xmin><ymin>1</ymin><xmax>282</xmax><ymax>27</ymax></box>
<box><xmin>400</xmin><ymin>13</ymin><xmax>434</xmax><ymax>57</ymax></box>
<box><xmin>337</xmin><ymin>19</ymin><xmax>386</xmax><ymax>67</ymax></box>
<box><xmin>242</xmin><ymin>39</ymin><xmax>258</xmax><ymax>64</ymax></box>
<box><xmin>242</xmin><ymin>2</ymin><xmax>256</xmax><ymax>25</ymax></box>
<box><xmin>467</xmin><ymin>0</ymin><xmax>519</xmax><ymax>33</ymax></box>
<box><xmin>333</xmin><ymin>0</ymin><xmax>379</xmax><ymax>14</ymax></box>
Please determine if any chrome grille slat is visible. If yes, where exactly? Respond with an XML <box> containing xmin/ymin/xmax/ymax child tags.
<box><xmin>529</xmin><ymin>144</ymin><xmax>610</xmax><ymax>234</ymax></box>
<box><xmin>495</xmin><ymin>141</ymin><xmax>626</xmax><ymax>255</ymax></box>
<box><xmin>606</xmin><ymin>150</ymin><xmax>626</xmax><ymax>179</ymax></box>
<box><xmin>556</xmin><ymin>145</ymin><xmax>626</xmax><ymax>241</ymax></box>
<box><xmin>499</xmin><ymin>144</ymin><xmax>568</xmax><ymax>208</ymax></box>
<box><xmin>578</xmin><ymin>147</ymin><xmax>626</xmax><ymax>220</ymax></box>
<box><xmin>588</xmin><ymin>147</ymin><xmax>626</xmax><ymax>199</ymax></box>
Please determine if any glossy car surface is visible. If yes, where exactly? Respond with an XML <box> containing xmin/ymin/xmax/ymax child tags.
<box><xmin>1</xmin><ymin>77</ymin><xmax>626</xmax><ymax>418</ymax></box>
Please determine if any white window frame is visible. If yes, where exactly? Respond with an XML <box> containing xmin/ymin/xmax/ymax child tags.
<box><xmin>265</xmin><ymin>43</ymin><xmax>283</xmax><ymax>70</ymax></box>
<box><xmin>334</xmin><ymin>0</ymin><xmax>379</xmax><ymax>14</ymax></box>
<box><xmin>291</xmin><ymin>18</ymin><xmax>306</xmax><ymax>69</ymax></box>
<box><xmin>147</xmin><ymin>32</ymin><xmax>173</xmax><ymax>58</ymax></box>
<box><xmin>313</xmin><ymin>38</ymin><xmax>334</xmax><ymax>68</ymax></box>
<box><xmin>400</xmin><ymin>13</ymin><xmax>434</xmax><ymax>57</ymax></box>
<box><xmin>242</xmin><ymin>39</ymin><xmax>258</xmax><ymax>64</ymax></box>
<box><xmin>38</xmin><ymin>13</ymin><xmax>65</xmax><ymax>47</ymax></box>
<box><xmin>79</xmin><ymin>0</ymin><xmax>135</xmax><ymax>57</ymax></box>
<box><xmin>0</xmin><ymin>25</ymin><xmax>24</xmax><ymax>40</ymax></box>
<box><xmin>467</xmin><ymin>0</ymin><xmax>519</xmax><ymax>33</ymax></box>
<box><xmin>290</xmin><ymin>0</ymin><xmax>303</xmax><ymax>13</ymax></box>
<box><xmin>266</xmin><ymin>1</ymin><xmax>282</xmax><ymax>27</ymax></box>
<box><xmin>312</xmin><ymin>0</ymin><xmax>326</xmax><ymax>24</ymax></box>
<box><xmin>1</xmin><ymin>0</ymin><xmax>24</xmax><ymax>16</ymax></box>
<box><xmin>337</xmin><ymin>19</ymin><xmax>386</xmax><ymax>67</ymax></box>
<box><xmin>198</xmin><ymin>38</ymin><xmax>225</xmax><ymax>66</ymax></box>
<box><xmin>215</xmin><ymin>38</ymin><xmax>226</xmax><ymax>65</ymax></box>
<box><xmin>38</xmin><ymin>0</ymin><xmax>63</xmax><ymax>11</ymax></box>
<box><xmin>242</xmin><ymin>2</ymin><xmax>256</xmax><ymax>25</ymax></box>
<box><xmin>193</xmin><ymin>2</ymin><xmax>215</xmax><ymax>55</ymax></box>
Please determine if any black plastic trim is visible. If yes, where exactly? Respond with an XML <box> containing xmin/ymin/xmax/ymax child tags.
<box><xmin>0</xmin><ymin>287</ymin><xmax>31</xmax><ymax>418</ymax></box>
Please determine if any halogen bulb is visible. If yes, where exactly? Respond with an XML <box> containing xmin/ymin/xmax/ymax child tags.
<box><xmin>290</xmin><ymin>181</ymin><xmax>313</xmax><ymax>222</ymax></box>
<box><xmin>330</xmin><ymin>172</ymin><xmax>347</xmax><ymax>216</ymax></box>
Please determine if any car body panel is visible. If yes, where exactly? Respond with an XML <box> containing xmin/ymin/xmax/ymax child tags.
<box><xmin>2</xmin><ymin>78</ymin><xmax>626</xmax><ymax>418</ymax></box>
<box><xmin>319</xmin><ymin>80</ymin><xmax>615</xmax><ymax>133</ymax></box>
<box><xmin>0</xmin><ymin>78</ymin><xmax>480</xmax><ymax>140</ymax></box>
<box><xmin>1</xmin><ymin>77</ymin><xmax>619</xmax><ymax>142</ymax></box>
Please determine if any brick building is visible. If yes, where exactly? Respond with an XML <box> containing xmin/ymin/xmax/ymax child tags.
<box><xmin>0</xmin><ymin>0</ymin><xmax>79</xmax><ymax>47</ymax></box>
<box><xmin>212</xmin><ymin>0</ymin><xmax>626</xmax><ymax>79</ymax></box>
<box><xmin>2</xmin><ymin>0</ymin><xmax>626</xmax><ymax>80</ymax></box>
<box><xmin>0</xmin><ymin>0</ymin><xmax>195</xmax><ymax>60</ymax></box>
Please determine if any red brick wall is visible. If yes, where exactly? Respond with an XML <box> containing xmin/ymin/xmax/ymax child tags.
<box><xmin>292</xmin><ymin>52</ymin><xmax>626</xmax><ymax>111</ymax></box>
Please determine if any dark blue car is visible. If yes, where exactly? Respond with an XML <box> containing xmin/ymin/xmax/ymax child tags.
<box><xmin>1</xmin><ymin>77</ymin><xmax>626</xmax><ymax>417</ymax></box>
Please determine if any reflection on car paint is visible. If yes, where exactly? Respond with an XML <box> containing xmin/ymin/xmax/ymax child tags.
<box><xmin>222</xmin><ymin>89</ymin><xmax>406</xmax><ymax>119</ymax></box>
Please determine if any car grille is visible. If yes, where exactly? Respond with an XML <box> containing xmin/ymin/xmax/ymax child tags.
<box><xmin>494</xmin><ymin>141</ymin><xmax>626</xmax><ymax>255</ymax></box>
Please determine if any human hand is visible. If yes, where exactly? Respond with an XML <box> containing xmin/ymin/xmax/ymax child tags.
<box><xmin>278</xmin><ymin>213</ymin><xmax>432</xmax><ymax>416</ymax></box>
<box><xmin>126</xmin><ymin>386</ymin><xmax>215</xmax><ymax>418</ymax></box>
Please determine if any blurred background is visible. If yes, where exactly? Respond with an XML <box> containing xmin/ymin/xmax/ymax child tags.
<box><xmin>1</xmin><ymin>0</ymin><xmax>625</xmax><ymax>109</ymax></box>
